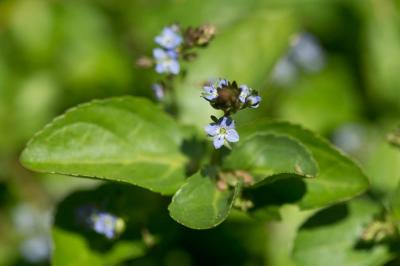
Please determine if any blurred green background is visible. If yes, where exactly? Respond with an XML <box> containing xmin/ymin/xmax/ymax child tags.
<box><xmin>1</xmin><ymin>0</ymin><xmax>400</xmax><ymax>265</ymax></box>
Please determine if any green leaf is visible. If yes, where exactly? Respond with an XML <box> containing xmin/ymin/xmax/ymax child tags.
<box><xmin>53</xmin><ymin>228</ymin><xmax>146</xmax><ymax>266</ymax></box>
<box><xmin>223</xmin><ymin>134</ymin><xmax>318</xmax><ymax>185</ymax></box>
<box><xmin>168</xmin><ymin>171</ymin><xmax>241</xmax><ymax>229</ymax></box>
<box><xmin>292</xmin><ymin>198</ymin><xmax>393</xmax><ymax>266</ymax></box>
<box><xmin>243</xmin><ymin>176</ymin><xmax>306</xmax><ymax>221</ymax></box>
<box><xmin>238</xmin><ymin>121</ymin><xmax>369</xmax><ymax>209</ymax></box>
<box><xmin>175</xmin><ymin>9</ymin><xmax>297</xmax><ymax>128</ymax></box>
<box><xmin>20</xmin><ymin>96</ymin><xmax>187</xmax><ymax>195</ymax></box>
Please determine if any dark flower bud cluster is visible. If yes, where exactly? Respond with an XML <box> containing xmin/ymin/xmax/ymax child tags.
<box><xmin>202</xmin><ymin>79</ymin><xmax>261</xmax><ymax>114</ymax></box>
<box><xmin>184</xmin><ymin>24</ymin><xmax>216</xmax><ymax>48</ymax></box>
<box><xmin>137</xmin><ymin>24</ymin><xmax>216</xmax><ymax>101</ymax></box>
<box><xmin>202</xmin><ymin>78</ymin><xmax>261</xmax><ymax>149</ymax></box>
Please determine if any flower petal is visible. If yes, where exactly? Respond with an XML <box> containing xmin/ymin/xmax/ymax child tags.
<box><xmin>202</xmin><ymin>86</ymin><xmax>217</xmax><ymax>100</ymax></box>
<box><xmin>169</xmin><ymin>60</ymin><xmax>180</xmax><ymax>74</ymax></box>
<box><xmin>239</xmin><ymin>85</ymin><xmax>250</xmax><ymax>103</ymax></box>
<box><xmin>205</xmin><ymin>124</ymin><xmax>219</xmax><ymax>136</ymax></box>
<box><xmin>226</xmin><ymin>118</ymin><xmax>235</xmax><ymax>129</ymax></box>
<box><xmin>248</xmin><ymin>95</ymin><xmax>261</xmax><ymax>108</ymax></box>
<box><xmin>166</xmin><ymin>50</ymin><xmax>178</xmax><ymax>59</ymax></box>
<box><xmin>218</xmin><ymin>79</ymin><xmax>228</xmax><ymax>88</ymax></box>
<box><xmin>219</xmin><ymin>117</ymin><xmax>228</xmax><ymax>127</ymax></box>
<box><xmin>213</xmin><ymin>135</ymin><xmax>225</xmax><ymax>149</ymax></box>
<box><xmin>226</xmin><ymin>129</ymin><xmax>239</xmax><ymax>142</ymax></box>
<box><xmin>153</xmin><ymin>48</ymin><xmax>166</xmax><ymax>60</ymax></box>
<box><xmin>155</xmin><ymin>63</ymin><xmax>165</xmax><ymax>73</ymax></box>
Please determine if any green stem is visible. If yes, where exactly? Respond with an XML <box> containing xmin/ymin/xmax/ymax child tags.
<box><xmin>210</xmin><ymin>147</ymin><xmax>223</xmax><ymax>166</ymax></box>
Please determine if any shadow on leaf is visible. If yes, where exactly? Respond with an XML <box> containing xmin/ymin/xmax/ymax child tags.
<box><xmin>301</xmin><ymin>203</ymin><xmax>349</xmax><ymax>229</ymax></box>
<box><xmin>243</xmin><ymin>175</ymin><xmax>307</xmax><ymax>220</ymax></box>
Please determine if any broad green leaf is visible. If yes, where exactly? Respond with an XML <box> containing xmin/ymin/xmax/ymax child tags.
<box><xmin>53</xmin><ymin>228</ymin><xmax>146</xmax><ymax>266</ymax></box>
<box><xmin>293</xmin><ymin>198</ymin><xmax>393</xmax><ymax>266</ymax></box>
<box><xmin>169</xmin><ymin>171</ymin><xmax>241</xmax><ymax>229</ymax></box>
<box><xmin>20</xmin><ymin>97</ymin><xmax>188</xmax><ymax>195</ymax></box>
<box><xmin>243</xmin><ymin>176</ymin><xmax>307</xmax><ymax>221</ymax></box>
<box><xmin>238</xmin><ymin>121</ymin><xmax>369</xmax><ymax>209</ymax></box>
<box><xmin>175</xmin><ymin>9</ymin><xmax>297</xmax><ymax>128</ymax></box>
<box><xmin>223</xmin><ymin>134</ymin><xmax>318</xmax><ymax>185</ymax></box>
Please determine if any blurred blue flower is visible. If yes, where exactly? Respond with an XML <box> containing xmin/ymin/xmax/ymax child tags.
<box><xmin>205</xmin><ymin>117</ymin><xmax>239</xmax><ymax>149</ymax></box>
<box><xmin>155</xmin><ymin>26</ymin><xmax>183</xmax><ymax>50</ymax></box>
<box><xmin>93</xmin><ymin>213</ymin><xmax>115</xmax><ymax>238</ymax></box>
<box><xmin>153</xmin><ymin>48</ymin><xmax>180</xmax><ymax>75</ymax></box>
<box><xmin>152</xmin><ymin>83</ymin><xmax>165</xmax><ymax>101</ymax></box>
<box><xmin>247</xmin><ymin>95</ymin><xmax>261</xmax><ymax>108</ymax></box>
<box><xmin>291</xmin><ymin>32</ymin><xmax>325</xmax><ymax>73</ymax></box>
<box><xmin>91</xmin><ymin>212</ymin><xmax>119</xmax><ymax>239</ymax></box>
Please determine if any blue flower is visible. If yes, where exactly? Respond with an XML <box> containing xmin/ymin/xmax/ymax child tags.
<box><xmin>89</xmin><ymin>211</ymin><xmax>125</xmax><ymax>239</ymax></box>
<box><xmin>239</xmin><ymin>84</ymin><xmax>261</xmax><ymax>108</ymax></box>
<box><xmin>201</xmin><ymin>79</ymin><xmax>229</xmax><ymax>101</ymax></box>
<box><xmin>205</xmin><ymin>117</ymin><xmax>239</xmax><ymax>149</ymax></box>
<box><xmin>153</xmin><ymin>48</ymin><xmax>180</xmax><ymax>75</ymax></box>
<box><xmin>202</xmin><ymin>84</ymin><xmax>218</xmax><ymax>101</ymax></box>
<box><xmin>239</xmin><ymin>85</ymin><xmax>250</xmax><ymax>103</ymax></box>
<box><xmin>152</xmin><ymin>83</ymin><xmax>165</xmax><ymax>101</ymax></box>
<box><xmin>218</xmin><ymin>79</ymin><xmax>228</xmax><ymax>88</ymax></box>
<box><xmin>247</xmin><ymin>95</ymin><xmax>261</xmax><ymax>108</ymax></box>
<box><xmin>155</xmin><ymin>26</ymin><xmax>183</xmax><ymax>50</ymax></box>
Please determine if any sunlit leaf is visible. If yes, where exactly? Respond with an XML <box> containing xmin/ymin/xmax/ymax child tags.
<box><xmin>169</xmin><ymin>171</ymin><xmax>241</xmax><ymax>229</ymax></box>
<box><xmin>223</xmin><ymin>134</ymin><xmax>318</xmax><ymax>185</ymax></box>
<box><xmin>238</xmin><ymin>121</ymin><xmax>369</xmax><ymax>209</ymax></box>
<box><xmin>20</xmin><ymin>97</ymin><xmax>188</xmax><ymax>195</ymax></box>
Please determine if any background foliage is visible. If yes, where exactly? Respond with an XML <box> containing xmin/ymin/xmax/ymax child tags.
<box><xmin>1</xmin><ymin>0</ymin><xmax>400</xmax><ymax>265</ymax></box>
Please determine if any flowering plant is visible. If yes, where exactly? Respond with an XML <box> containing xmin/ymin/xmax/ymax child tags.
<box><xmin>18</xmin><ymin>18</ymin><xmax>400</xmax><ymax>266</ymax></box>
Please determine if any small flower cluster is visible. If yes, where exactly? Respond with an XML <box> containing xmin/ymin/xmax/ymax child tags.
<box><xmin>202</xmin><ymin>79</ymin><xmax>261</xmax><ymax>149</ymax></box>
<box><xmin>153</xmin><ymin>25</ymin><xmax>182</xmax><ymax>75</ymax></box>
<box><xmin>138</xmin><ymin>24</ymin><xmax>216</xmax><ymax>101</ymax></box>
<box><xmin>77</xmin><ymin>207</ymin><xmax>125</xmax><ymax>239</ymax></box>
